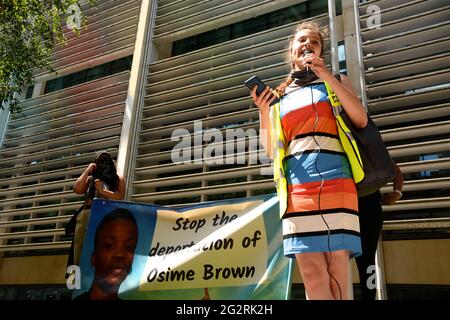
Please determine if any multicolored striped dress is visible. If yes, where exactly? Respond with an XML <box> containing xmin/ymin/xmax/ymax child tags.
<box><xmin>279</xmin><ymin>81</ymin><xmax>362</xmax><ymax>258</ymax></box>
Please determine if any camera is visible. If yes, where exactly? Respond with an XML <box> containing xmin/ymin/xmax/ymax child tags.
<box><xmin>87</xmin><ymin>152</ymin><xmax>118</xmax><ymax>198</ymax></box>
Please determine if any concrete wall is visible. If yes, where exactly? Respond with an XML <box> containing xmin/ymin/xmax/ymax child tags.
<box><xmin>0</xmin><ymin>255</ymin><xmax>68</xmax><ymax>285</ymax></box>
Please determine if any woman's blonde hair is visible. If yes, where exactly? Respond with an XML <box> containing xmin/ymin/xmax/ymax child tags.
<box><xmin>275</xmin><ymin>21</ymin><xmax>328</xmax><ymax>96</ymax></box>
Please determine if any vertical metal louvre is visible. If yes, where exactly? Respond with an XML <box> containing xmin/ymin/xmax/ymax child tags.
<box><xmin>0</xmin><ymin>0</ymin><xmax>142</xmax><ymax>253</ymax></box>
<box><xmin>130</xmin><ymin>0</ymin><xmax>329</xmax><ymax>206</ymax></box>
<box><xmin>37</xmin><ymin>0</ymin><xmax>141</xmax><ymax>78</ymax></box>
<box><xmin>358</xmin><ymin>0</ymin><xmax>450</xmax><ymax>230</ymax></box>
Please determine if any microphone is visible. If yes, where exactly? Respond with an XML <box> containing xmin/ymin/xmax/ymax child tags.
<box><xmin>303</xmin><ymin>49</ymin><xmax>313</xmax><ymax>70</ymax></box>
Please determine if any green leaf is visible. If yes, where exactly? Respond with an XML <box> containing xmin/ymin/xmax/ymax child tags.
<box><xmin>0</xmin><ymin>0</ymin><xmax>96</xmax><ymax>116</ymax></box>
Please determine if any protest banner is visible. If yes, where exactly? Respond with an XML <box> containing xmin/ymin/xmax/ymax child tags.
<box><xmin>73</xmin><ymin>194</ymin><xmax>293</xmax><ymax>300</ymax></box>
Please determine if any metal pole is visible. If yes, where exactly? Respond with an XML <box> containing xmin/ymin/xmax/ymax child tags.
<box><xmin>116</xmin><ymin>0</ymin><xmax>157</xmax><ymax>199</ymax></box>
<box><xmin>352</xmin><ymin>0</ymin><xmax>368</xmax><ymax>109</ymax></box>
<box><xmin>327</xmin><ymin>0</ymin><xmax>340</xmax><ymax>75</ymax></box>
<box><xmin>375</xmin><ymin>238</ymin><xmax>388</xmax><ymax>300</ymax></box>
<box><xmin>329</xmin><ymin>0</ymin><xmax>355</xmax><ymax>300</ymax></box>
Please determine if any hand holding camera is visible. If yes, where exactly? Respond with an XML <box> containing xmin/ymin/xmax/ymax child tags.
<box><xmin>86</xmin><ymin>152</ymin><xmax>118</xmax><ymax>199</ymax></box>
<box><xmin>86</xmin><ymin>176</ymin><xmax>103</xmax><ymax>199</ymax></box>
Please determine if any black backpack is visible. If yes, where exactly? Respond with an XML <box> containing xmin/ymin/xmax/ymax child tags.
<box><xmin>328</xmin><ymin>75</ymin><xmax>396</xmax><ymax>197</ymax></box>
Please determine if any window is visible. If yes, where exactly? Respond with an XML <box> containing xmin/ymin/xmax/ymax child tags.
<box><xmin>207</xmin><ymin>191</ymin><xmax>247</xmax><ymax>201</ymax></box>
<box><xmin>338</xmin><ymin>41</ymin><xmax>347</xmax><ymax>74</ymax></box>
<box><xmin>420</xmin><ymin>154</ymin><xmax>439</xmax><ymax>177</ymax></box>
<box><xmin>44</xmin><ymin>55</ymin><xmax>133</xmax><ymax>94</ymax></box>
<box><xmin>25</xmin><ymin>85</ymin><xmax>34</xmax><ymax>99</ymax></box>
<box><xmin>172</xmin><ymin>1</ymin><xmax>332</xmax><ymax>56</ymax></box>
<box><xmin>155</xmin><ymin>196</ymin><xmax>201</xmax><ymax>206</ymax></box>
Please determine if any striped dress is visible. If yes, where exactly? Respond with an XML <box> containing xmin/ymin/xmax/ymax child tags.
<box><xmin>279</xmin><ymin>81</ymin><xmax>362</xmax><ymax>258</ymax></box>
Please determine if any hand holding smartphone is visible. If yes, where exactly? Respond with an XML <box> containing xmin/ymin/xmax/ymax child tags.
<box><xmin>244</xmin><ymin>76</ymin><xmax>279</xmax><ymax>106</ymax></box>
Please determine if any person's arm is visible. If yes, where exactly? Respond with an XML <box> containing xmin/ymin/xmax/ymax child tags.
<box><xmin>251</xmin><ymin>86</ymin><xmax>276</xmax><ymax>159</ymax></box>
<box><xmin>73</xmin><ymin>163</ymin><xmax>96</xmax><ymax>194</ymax></box>
<box><xmin>382</xmin><ymin>162</ymin><xmax>404</xmax><ymax>205</ymax></box>
<box><xmin>304</xmin><ymin>55</ymin><xmax>368</xmax><ymax>128</ymax></box>
<box><xmin>95</xmin><ymin>175</ymin><xmax>125</xmax><ymax>200</ymax></box>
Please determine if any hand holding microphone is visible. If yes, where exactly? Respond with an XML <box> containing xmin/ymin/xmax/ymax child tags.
<box><xmin>303</xmin><ymin>49</ymin><xmax>326</xmax><ymax>79</ymax></box>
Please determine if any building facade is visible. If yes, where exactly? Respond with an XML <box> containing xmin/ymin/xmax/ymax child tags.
<box><xmin>0</xmin><ymin>0</ymin><xmax>449</xmax><ymax>299</ymax></box>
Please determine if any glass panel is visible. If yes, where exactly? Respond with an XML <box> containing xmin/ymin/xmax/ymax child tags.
<box><xmin>33</xmin><ymin>224</ymin><xmax>56</xmax><ymax>230</ymax></box>
<box><xmin>110</xmin><ymin>56</ymin><xmax>133</xmax><ymax>73</ymax></box>
<box><xmin>25</xmin><ymin>85</ymin><xmax>34</xmax><ymax>99</ymax></box>
<box><xmin>86</xmin><ymin>65</ymin><xmax>107</xmax><ymax>82</ymax></box>
<box><xmin>338</xmin><ymin>41</ymin><xmax>347</xmax><ymax>74</ymax></box>
<box><xmin>198</xmin><ymin>26</ymin><xmax>231</xmax><ymax>48</ymax></box>
<box><xmin>172</xmin><ymin>2</ymin><xmax>328</xmax><ymax>56</ymax></box>
<box><xmin>155</xmin><ymin>196</ymin><xmax>201</xmax><ymax>206</ymax></box>
<box><xmin>63</xmin><ymin>70</ymin><xmax>87</xmax><ymax>87</ymax></box>
<box><xmin>269</xmin><ymin>3</ymin><xmax>308</xmax><ymax>28</ymax></box>
<box><xmin>207</xmin><ymin>191</ymin><xmax>246</xmax><ymax>201</ymax></box>
<box><xmin>156</xmin><ymin>182</ymin><xmax>202</xmax><ymax>192</ymax></box>
<box><xmin>43</xmin><ymin>55</ymin><xmax>133</xmax><ymax>94</ymax></box>
<box><xmin>252</xmin><ymin>188</ymin><xmax>276</xmax><ymax>196</ymax></box>
<box><xmin>6</xmin><ymin>238</ymin><xmax>24</xmax><ymax>245</ymax></box>
<box><xmin>157</xmin><ymin>168</ymin><xmax>203</xmax><ymax>178</ymax></box>
<box><xmin>44</xmin><ymin>77</ymin><xmax>63</xmax><ymax>94</ymax></box>
<box><xmin>240</xmin><ymin>16</ymin><xmax>268</xmax><ymax>36</ymax></box>
<box><xmin>207</xmin><ymin>177</ymin><xmax>246</xmax><ymax>186</ymax></box>
<box><xmin>30</xmin><ymin>236</ymin><xmax>53</xmax><ymax>243</ymax></box>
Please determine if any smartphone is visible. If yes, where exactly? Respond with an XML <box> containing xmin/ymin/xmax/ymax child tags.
<box><xmin>244</xmin><ymin>76</ymin><xmax>279</xmax><ymax>106</ymax></box>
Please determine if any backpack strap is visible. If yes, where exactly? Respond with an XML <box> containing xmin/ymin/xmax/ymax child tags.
<box><xmin>324</xmin><ymin>80</ymin><xmax>365</xmax><ymax>184</ymax></box>
<box><xmin>324</xmin><ymin>75</ymin><xmax>343</xmax><ymax>117</ymax></box>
